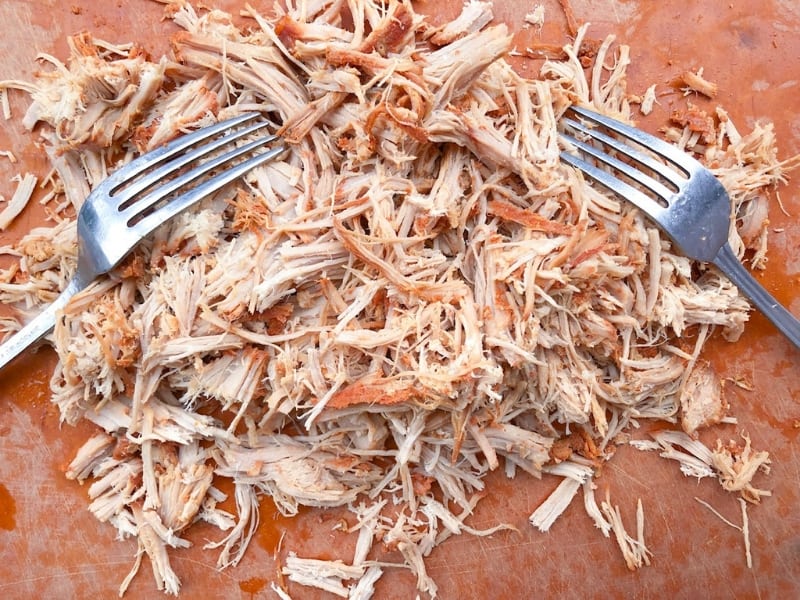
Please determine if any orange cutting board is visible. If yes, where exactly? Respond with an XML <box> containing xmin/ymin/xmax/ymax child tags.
<box><xmin>1</xmin><ymin>1</ymin><xmax>799</xmax><ymax>598</ymax></box>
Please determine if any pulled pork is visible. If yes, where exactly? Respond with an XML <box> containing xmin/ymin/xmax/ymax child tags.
<box><xmin>0</xmin><ymin>0</ymin><xmax>787</xmax><ymax>596</ymax></box>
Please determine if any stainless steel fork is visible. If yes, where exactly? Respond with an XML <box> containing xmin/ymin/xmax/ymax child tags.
<box><xmin>560</xmin><ymin>105</ymin><xmax>800</xmax><ymax>349</ymax></box>
<box><xmin>0</xmin><ymin>113</ymin><xmax>286</xmax><ymax>370</ymax></box>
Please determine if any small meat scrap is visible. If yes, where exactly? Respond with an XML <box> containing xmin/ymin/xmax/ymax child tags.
<box><xmin>639</xmin><ymin>83</ymin><xmax>657</xmax><ymax>115</ymax></box>
<box><xmin>524</xmin><ymin>5</ymin><xmax>546</xmax><ymax>29</ymax></box>
<box><xmin>676</xmin><ymin>68</ymin><xmax>719</xmax><ymax>98</ymax></box>
<box><xmin>712</xmin><ymin>434</ymin><xmax>772</xmax><ymax>503</ymax></box>
<box><xmin>680</xmin><ymin>363</ymin><xmax>728</xmax><ymax>436</ymax></box>
<box><xmin>670</xmin><ymin>104</ymin><xmax>717</xmax><ymax>144</ymax></box>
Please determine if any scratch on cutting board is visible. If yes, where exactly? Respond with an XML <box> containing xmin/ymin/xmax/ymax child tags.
<box><xmin>749</xmin><ymin>503</ymin><xmax>797</xmax><ymax>582</ymax></box>
<box><xmin>605</xmin><ymin>460</ymin><xmax>652</xmax><ymax>490</ymax></box>
<box><xmin>0</xmin><ymin>2</ymin><xmax>58</xmax><ymax>77</ymax></box>
<box><xmin>428</xmin><ymin>534</ymin><xmax>608</xmax><ymax>572</ymax></box>
<box><xmin>5</xmin><ymin>404</ymin><xmax>56</xmax><ymax>462</ymax></box>
<box><xmin>694</xmin><ymin>497</ymin><xmax>754</xmax><ymax>569</ymax></box>
<box><xmin>0</xmin><ymin>560</ymin><xmax>134</xmax><ymax>590</ymax></box>
<box><xmin>0</xmin><ymin>555</ymin><xmax>237</xmax><ymax>595</ymax></box>
<box><xmin>776</xmin><ymin>0</ymin><xmax>800</xmax><ymax>32</ymax></box>
<box><xmin>170</xmin><ymin>555</ymin><xmax>240</xmax><ymax>581</ymax></box>
<box><xmin>571</xmin><ymin>0</ymin><xmax>641</xmax><ymax>26</ymax></box>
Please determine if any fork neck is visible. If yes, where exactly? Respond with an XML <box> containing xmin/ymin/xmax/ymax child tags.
<box><xmin>73</xmin><ymin>252</ymin><xmax>102</xmax><ymax>289</ymax></box>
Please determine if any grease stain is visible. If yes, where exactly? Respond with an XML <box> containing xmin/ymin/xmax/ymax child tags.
<box><xmin>239</xmin><ymin>576</ymin><xmax>268</xmax><ymax>597</ymax></box>
<box><xmin>0</xmin><ymin>482</ymin><xmax>16</xmax><ymax>531</ymax></box>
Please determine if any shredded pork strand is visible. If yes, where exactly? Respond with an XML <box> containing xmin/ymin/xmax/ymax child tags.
<box><xmin>0</xmin><ymin>0</ymin><xmax>793</xmax><ymax>596</ymax></box>
<box><xmin>0</xmin><ymin>173</ymin><xmax>37</xmax><ymax>231</ymax></box>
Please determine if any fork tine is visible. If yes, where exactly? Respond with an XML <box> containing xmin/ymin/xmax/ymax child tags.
<box><xmin>99</xmin><ymin>112</ymin><xmax>260</xmax><ymax>192</ymax></box>
<box><xmin>128</xmin><ymin>143</ymin><xmax>287</xmax><ymax>239</ymax></box>
<box><xmin>112</xmin><ymin>118</ymin><xmax>274</xmax><ymax>208</ymax></box>
<box><xmin>559</xmin><ymin>147</ymin><xmax>665</xmax><ymax>217</ymax></box>
<box><xmin>562</xmin><ymin>115</ymin><xmax>687</xmax><ymax>192</ymax></box>
<box><xmin>569</xmin><ymin>106</ymin><xmax>700</xmax><ymax>175</ymax></box>
<box><xmin>560</xmin><ymin>126</ymin><xmax>677</xmax><ymax>202</ymax></box>
<box><xmin>119</xmin><ymin>131</ymin><xmax>281</xmax><ymax>222</ymax></box>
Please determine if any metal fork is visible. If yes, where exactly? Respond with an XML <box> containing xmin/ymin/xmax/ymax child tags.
<box><xmin>560</xmin><ymin>105</ymin><xmax>800</xmax><ymax>349</ymax></box>
<box><xmin>0</xmin><ymin>113</ymin><xmax>286</xmax><ymax>370</ymax></box>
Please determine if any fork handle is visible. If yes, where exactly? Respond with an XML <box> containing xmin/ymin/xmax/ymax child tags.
<box><xmin>713</xmin><ymin>242</ymin><xmax>800</xmax><ymax>349</ymax></box>
<box><xmin>0</xmin><ymin>276</ymin><xmax>84</xmax><ymax>371</ymax></box>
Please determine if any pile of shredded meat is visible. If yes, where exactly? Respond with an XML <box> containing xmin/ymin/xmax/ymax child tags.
<box><xmin>0</xmin><ymin>0</ymin><xmax>792</xmax><ymax>596</ymax></box>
